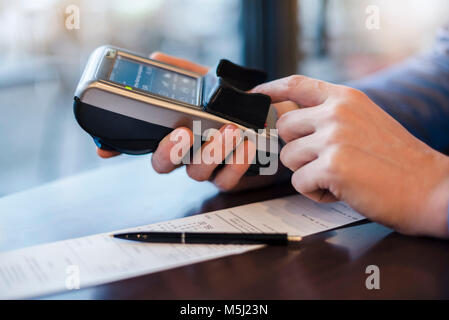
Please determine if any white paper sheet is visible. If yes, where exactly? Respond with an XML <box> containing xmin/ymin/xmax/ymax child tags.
<box><xmin>0</xmin><ymin>194</ymin><xmax>364</xmax><ymax>299</ymax></box>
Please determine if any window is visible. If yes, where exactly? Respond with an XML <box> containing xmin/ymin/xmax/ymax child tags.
<box><xmin>0</xmin><ymin>0</ymin><xmax>242</xmax><ymax>195</ymax></box>
<box><xmin>298</xmin><ymin>0</ymin><xmax>449</xmax><ymax>82</ymax></box>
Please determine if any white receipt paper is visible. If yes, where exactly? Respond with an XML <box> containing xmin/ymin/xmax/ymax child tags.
<box><xmin>0</xmin><ymin>195</ymin><xmax>363</xmax><ymax>299</ymax></box>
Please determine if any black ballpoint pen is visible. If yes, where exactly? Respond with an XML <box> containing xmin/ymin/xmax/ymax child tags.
<box><xmin>112</xmin><ymin>232</ymin><xmax>302</xmax><ymax>246</ymax></box>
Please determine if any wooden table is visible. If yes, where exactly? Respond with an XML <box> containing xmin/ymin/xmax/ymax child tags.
<box><xmin>1</xmin><ymin>158</ymin><xmax>449</xmax><ymax>299</ymax></box>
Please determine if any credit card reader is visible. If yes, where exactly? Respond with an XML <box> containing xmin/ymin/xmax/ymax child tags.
<box><xmin>74</xmin><ymin>46</ymin><xmax>279</xmax><ymax>174</ymax></box>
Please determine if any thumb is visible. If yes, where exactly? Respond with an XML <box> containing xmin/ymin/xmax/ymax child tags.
<box><xmin>251</xmin><ymin>75</ymin><xmax>334</xmax><ymax>107</ymax></box>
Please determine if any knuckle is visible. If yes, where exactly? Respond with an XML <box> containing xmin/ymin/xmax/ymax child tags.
<box><xmin>326</xmin><ymin>100</ymin><xmax>357</xmax><ymax>125</ymax></box>
<box><xmin>326</xmin><ymin>88</ymin><xmax>367</xmax><ymax>121</ymax></box>
<box><xmin>345</xmin><ymin>87</ymin><xmax>367</xmax><ymax>100</ymax></box>
<box><xmin>322</xmin><ymin>124</ymin><xmax>344</xmax><ymax>146</ymax></box>
<box><xmin>316</xmin><ymin>79</ymin><xmax>329</xmax><ymax>92</ymax></box>
<box><xmin>285</xmin><ymin>75</ymin><xmax>306</xmax><ymax>89</ymax></box>
<box><xmin>324</xmin><ymin>143</ymin><xmax>349</xmax><ymax>175</ymax></box>
<box><xmin>336</xmin><ymin>86</ymin><xmax>368</xmax><ymax>102</ymax></box>
<box><xmin>328</xmin><ymin>103</ymin><xmax>348</xmax><ymax>121</ymax></box>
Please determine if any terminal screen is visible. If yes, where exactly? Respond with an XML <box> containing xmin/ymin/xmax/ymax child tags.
<box><xmin>109</xmin><ymin>55</ymin><xmax>199</xmax><ymax>105</ymax></box>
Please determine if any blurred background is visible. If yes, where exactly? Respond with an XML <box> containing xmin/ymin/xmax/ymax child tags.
<box><xmin>0</xmin><ymin>0</ymin><xmax>448</xmax><ymax>196</ymax></box>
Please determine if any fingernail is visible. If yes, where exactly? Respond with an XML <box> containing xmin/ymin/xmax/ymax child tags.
<box><xmin>221</xmin><ymin>124</ymin><xmax>237</xmax><ymax>136</ymax></box>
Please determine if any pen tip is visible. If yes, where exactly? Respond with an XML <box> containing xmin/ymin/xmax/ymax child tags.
<box><xmin>113</xmin><ymin>233</ymin><xmax>129</xmax><ymax>240</ymax></box>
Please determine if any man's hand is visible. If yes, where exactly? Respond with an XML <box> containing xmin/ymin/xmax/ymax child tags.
<box><xmin>98</xmin><ymin>52</ymin><xmax>289</xmax><ymax>192</ymax></box>
<box><xmin>252</xmin><ymin>75</ymin><xmax>449</xmax><ymax>238</ymax></box>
